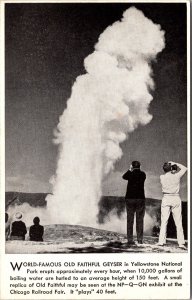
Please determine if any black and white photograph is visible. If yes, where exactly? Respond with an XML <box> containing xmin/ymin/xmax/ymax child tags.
<box><xmin>4</xmin><ymin>1</ymin><xmax>188</xmax><ymax>256</ymax></box>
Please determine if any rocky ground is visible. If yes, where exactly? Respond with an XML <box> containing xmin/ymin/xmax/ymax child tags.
<box><xmin>6</xmin><ymin>224</ymin><xmax>188</xmax><ymax>254</ymax></box>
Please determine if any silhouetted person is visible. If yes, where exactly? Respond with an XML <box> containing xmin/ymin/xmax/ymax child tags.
<box><xmin>152</xmin><ymin>224</ymin><xmax>160</xmax><ymax>237</ymax></box>
<box><xmin>5</xmin><ymin>213</ymin><xmax>10</xmax><ymax>241</ymax></box>
<box><xmin>123</xmin><ymin>161</ymin><xmax>146</xmax><ymax>245</ymax></box>
<box><xmin>158</xmin><ymin>161</ymin><xmax>187</xmax><ymax>249</ymax></box>
<box><xmin>10</xmin><ymin>212</ymin><xmax>27</xmax><ymax>241</ymax></box>
<box><xmin>29</xmin><ymin>217</ymin><xmax>44</xmax><ymax>242</ymax></box>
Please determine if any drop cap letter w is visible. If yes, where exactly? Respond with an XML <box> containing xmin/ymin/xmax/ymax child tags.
<box><xmin>10</xmin><ymin>262</ymin><xmax>22</xmax><ymax>271</ymax></box>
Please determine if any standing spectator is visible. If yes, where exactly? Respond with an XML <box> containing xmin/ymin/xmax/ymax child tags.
<box><xmin>158</xmin><ymin>161</ymin><xmax>187</xmax><ymax>249</ymax></box>
<box><xmin>10</xmin><ymin>212</ymin><xmax>27</xmax><ymax>241</ymax></box>
<box><xmin>122</xmin><ymin>161</ymin><xmax>146</xmax><ymax>245</ymax></box>
<box><xmin>29</xmin><ymin>217</ymin><xmax>44</xmax><ymax>242</ymax></box>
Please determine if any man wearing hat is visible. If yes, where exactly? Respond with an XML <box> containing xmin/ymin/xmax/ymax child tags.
<box><xmin>158</xmin><ymin>161</ymin><xmax>187</xmax><ymax>249</ymax></box>
<box><xmin>10</xmin><ymin>212</ymin><xmax>27</xmax><ymax>241</ymax></box>
<box><xmin>122</xmin><ymin>161</ymin><xmax>146</xmax><ymax>245</ymax></box>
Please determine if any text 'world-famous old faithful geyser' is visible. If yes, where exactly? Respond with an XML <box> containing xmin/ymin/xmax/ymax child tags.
<box><xmin>46</xmin><ymin>7</ymin><xmax>165</xmax><ymax>226</ymax></box>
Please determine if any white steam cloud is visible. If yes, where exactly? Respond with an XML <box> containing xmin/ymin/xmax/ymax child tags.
<box><xmin>7</xmin><ymin>203</ymin><xmax>50</xmax><ymax>227</ymax></box>
<box><xmin>46</xmin><ymin>7</ymin><xmax>165</xmax><ymax>227</ymax></box>
<box><xmin>99</xmin><ymin>210</ymin><xmax>155</xmax><ymax>236</ymax></box>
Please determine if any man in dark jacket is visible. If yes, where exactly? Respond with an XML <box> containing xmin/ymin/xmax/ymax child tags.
<box><xmin>122</xmin><ymin>161</ymin><xmax>146</xmax><ymax>245</ymax></box>
<box><xmin>10</xmin><ymin>212</ymin><xmax>27</xmax><ymax>240</ymax></box>
<box><xmin>29</xmin><ymin>217</ymin><xmax>44</xmax><ymax>242</ymax></box>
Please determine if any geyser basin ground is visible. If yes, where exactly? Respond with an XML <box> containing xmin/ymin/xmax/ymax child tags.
<box><xmin>6</xmin><ymin>224</ymin><xmax>187</xmax><ymax>254</ymax></box>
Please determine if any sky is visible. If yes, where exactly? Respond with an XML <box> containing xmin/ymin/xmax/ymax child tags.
<box><xmin>5</xmin><ymin>2</ymin><xmax>187</xmax><ymax>200</ymax></box>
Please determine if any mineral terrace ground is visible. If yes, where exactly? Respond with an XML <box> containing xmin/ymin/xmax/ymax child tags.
<box><xmin>6</xmin><ymin>224</ymin><xmax>187</xmax><ymax>254</ymax></box>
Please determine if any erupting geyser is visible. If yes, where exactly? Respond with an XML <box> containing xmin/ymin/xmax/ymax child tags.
<box><xmin>46</xmin><ymin>7</ymin><xmax>165</xmax><ymax>226</ymax></box>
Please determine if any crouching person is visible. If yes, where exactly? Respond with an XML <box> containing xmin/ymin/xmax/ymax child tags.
<box><xmin>29</xmin><ymin>217</ymin><xmax>44</xmax><ymax>242</ymax></box>
<box><xmin>10</xmin><ymin>212</ymin><xmax>27</xmax><ymax>241</ymax></box>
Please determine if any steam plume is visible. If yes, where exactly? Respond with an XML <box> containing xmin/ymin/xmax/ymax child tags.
<box><xmin>46</xmin><ymin>7</ymin><xmax>165</xmax><ymax>226</ymax></box>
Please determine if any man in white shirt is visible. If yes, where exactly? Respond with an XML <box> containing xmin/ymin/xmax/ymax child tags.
<box><xmin>158</xmin><ymin>161</ymin><xmax>187</xmax><ymax>249</ymax></box>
